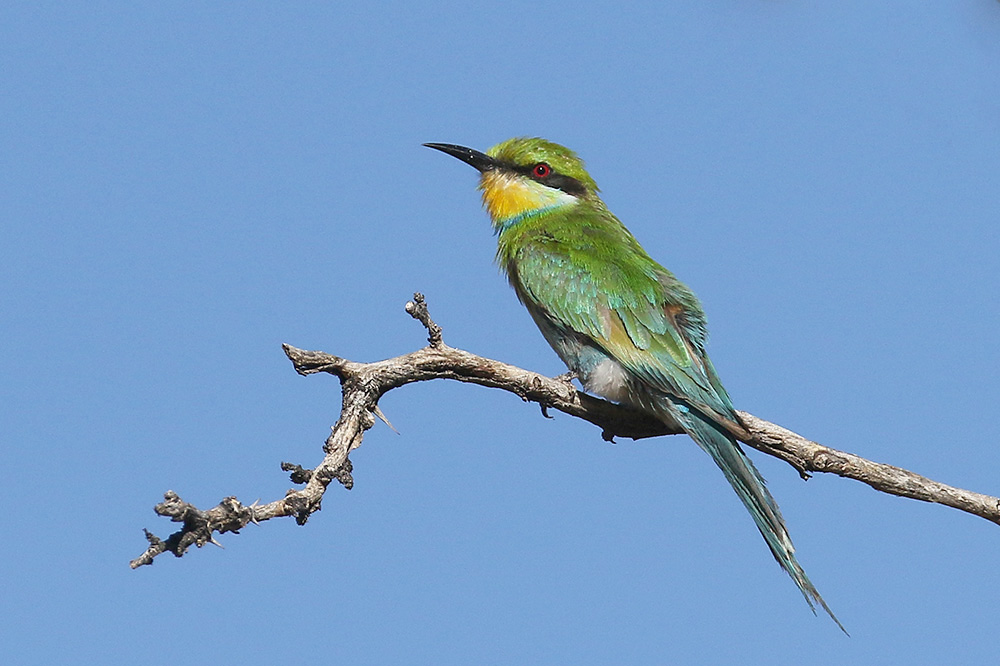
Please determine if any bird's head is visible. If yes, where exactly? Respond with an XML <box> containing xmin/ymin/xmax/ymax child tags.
<box><xmin>424</xmin><ymin>137</ymin><xmax>599</xmax><ymax>231</ymax></box>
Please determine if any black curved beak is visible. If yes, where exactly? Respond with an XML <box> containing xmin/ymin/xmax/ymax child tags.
<box><xmin>423</xmin><ymin>143</ymin><xmax>497</xmax><ymax>173</ymax></box>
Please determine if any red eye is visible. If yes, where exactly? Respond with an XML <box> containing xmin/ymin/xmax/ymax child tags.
<box><xmin>533</xmin><ymin>163</ymin><xmax>551</xmax><ymax>178</ymax></box>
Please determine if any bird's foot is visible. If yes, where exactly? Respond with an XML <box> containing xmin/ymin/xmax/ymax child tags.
<box><xmin>554</xmin><ymin>370</ymin><xmax>579</xmax><ymax>387</ymax></box>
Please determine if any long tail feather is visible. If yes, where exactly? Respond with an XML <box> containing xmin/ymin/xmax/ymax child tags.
<box><xmin>658</xmin><ymin>399</ymin><xmax>847</xmax><ymax>634</ymax></box>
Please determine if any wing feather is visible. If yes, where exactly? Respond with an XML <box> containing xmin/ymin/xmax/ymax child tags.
<box><xmin>513</xmin><ymin>241</ymin><xmax>737</xmax><ymax>427</ymax></box>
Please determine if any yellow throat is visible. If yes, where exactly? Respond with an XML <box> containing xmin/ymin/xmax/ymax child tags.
<box><xmin>479</xmin><ymin>170</ymin><xmax>576</xmax><ymax>226</ymax></box>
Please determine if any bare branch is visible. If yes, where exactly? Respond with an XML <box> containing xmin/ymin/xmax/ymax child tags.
<box><xmin>131</xmin><ymin>293</ymin><xmax>1000</xmax><ymax>567</ymax></box>
<box><xmin>405</xmin><ymin>292</ymin><xmax>443</xmax><ymax>347</ymax></box>
<box><xmin>737</xmin><ymin>413</ymin><xmax>1000</xmax><ymax>524</ymax></box>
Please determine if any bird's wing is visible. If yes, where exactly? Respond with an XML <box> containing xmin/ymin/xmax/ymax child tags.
<box><xmin>514</xmin><ymin>242</ymin><xmax>739</xmax><ymax>428</ymax></box>
<box><xmin>514</xmin><ymin>238</ymin><xmax>846</xmax><ymax>631</ymax></box>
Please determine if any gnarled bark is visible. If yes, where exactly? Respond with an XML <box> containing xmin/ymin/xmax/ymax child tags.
<box><xmin>130</xmin><ymin>293</ymin><xmax>1000</xmax><ymax>568</ymax></box>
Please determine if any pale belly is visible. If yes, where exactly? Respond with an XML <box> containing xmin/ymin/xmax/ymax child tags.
<box><xmin>582</xmin><ymin>357</ymin><xmax>632</xmax><ymax>403</ymax></box>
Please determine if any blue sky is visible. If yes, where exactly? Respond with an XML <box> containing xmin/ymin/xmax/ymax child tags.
<box><xmin>3</xmin><ymin>2</ymin><xmax>1000</xmax><ymax>664</ymax></box>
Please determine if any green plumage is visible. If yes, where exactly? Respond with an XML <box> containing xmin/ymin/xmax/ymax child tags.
<box><xmin>426</xmin><ymin>136</ymin><xmax>845</xmax><ymax>632</ymax></box>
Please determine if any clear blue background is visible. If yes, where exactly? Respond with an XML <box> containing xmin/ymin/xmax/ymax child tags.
<box><xmin>3</xmin><ymin>2</ymin><xmax>999</xmax><ymax>664</ymax></box>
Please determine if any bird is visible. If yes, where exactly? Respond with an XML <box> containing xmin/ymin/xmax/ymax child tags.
<box><xmin>424</xmin><ymin>137</ymin><xmax>845</xmax><ymax>632</ymax></box>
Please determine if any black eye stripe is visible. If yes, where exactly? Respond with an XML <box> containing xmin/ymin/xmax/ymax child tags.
<box><xmin>504</xmin><ymin>162</ymin><xmax>587</xmax><ymax>196</ymax></box>
<box><xmin>544</xmin><ymin>173</ymin><xmax>587</xmax><ymax>196</ymax></box>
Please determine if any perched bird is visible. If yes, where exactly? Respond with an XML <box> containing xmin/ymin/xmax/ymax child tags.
<box><xmin>425</xmin><ymin>137</ymin><xmax>844</xmax><ymax>631</ymax></box>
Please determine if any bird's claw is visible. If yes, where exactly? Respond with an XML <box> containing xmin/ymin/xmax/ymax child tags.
<box><xmin>554</xmin><ymin>370</ymin><xmax>578</xmax><ymax>387</ymax></box>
